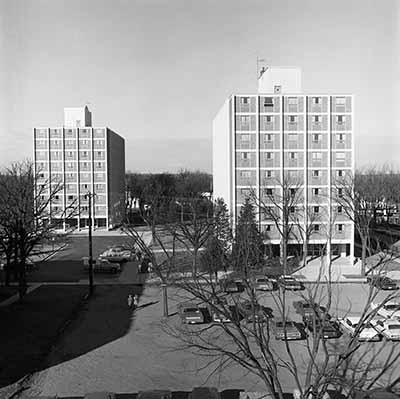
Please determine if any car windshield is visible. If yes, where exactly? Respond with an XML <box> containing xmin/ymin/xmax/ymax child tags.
<box><xmin>388</xmin><ymin>325</ymin><xmax>400</xmax><ymax>330</ymax></box>
<box><xmin>276</xmin><ymin>321</ymin><xmax>293</xmax><ymax>328</ymax></box>
<box><xmin>384</xmin><ymin>304</ymin><xmax>400</xmax><ymax>310</ymax></box>
<box><xmin>184</xmin><ymin>308</ymin><xmax>199</xmax><ymax>313</ymax></box>
<box><xmin>257</xmin><ymin>278</ymin><xmax>268</xmax><ymax>283</ymax></box>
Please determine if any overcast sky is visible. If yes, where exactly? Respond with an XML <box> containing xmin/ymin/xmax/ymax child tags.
<box><xmin>0</xmin><ymin>0</ymin><xmax>399</xmax><ymax>173</ymax></box>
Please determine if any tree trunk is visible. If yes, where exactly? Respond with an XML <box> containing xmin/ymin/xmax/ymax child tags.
<box><xmin>18</xmin><ymin>262</ymin><xmax>27</xmax><ymax>300</ymax></box>
<box><xmin>192</xmin><ymin>247</ymin><xmax>198</xmax><ymax>277</ymax></box>
<box><xmin>361</xmin><ymin>235</ymin><xmax>367</xmax><ymax>277</ymax></box>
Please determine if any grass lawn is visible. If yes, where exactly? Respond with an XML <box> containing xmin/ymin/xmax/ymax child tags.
<box><xmin>0</xmin><ymin>285</ymin><xmax>87</xmax><ymax>388</ymax></box>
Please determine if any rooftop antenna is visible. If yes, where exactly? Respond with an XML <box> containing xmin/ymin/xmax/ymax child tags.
<box><xmin>257</xmin><ymin>57</ymin><xmax>267</xmax><ymax>79</ymax></box>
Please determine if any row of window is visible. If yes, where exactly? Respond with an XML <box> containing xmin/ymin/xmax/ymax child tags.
<box><xmin>264</xmin><ymin>223</ymin><xmax>347</xmax><ymax>233</ymax></box>
<box><xmin>239</xmin><ymin>169</ymin><xmax>346</xmax><ymax>178</ymax></box>
<box><xmin>239</xmin><ymin>151</ymin><xmax>348</xmax><ymax>160</ymax></box>
<box><xmin>238</xmin><ymin>115</ymin><xmax>348</xmax><ymax>125</ymax></box>
<box><xmin>256</xmin><ymin>187</ymin><xmax>344</xmax><ymax>197</ymax></box>
<box><xmin>240</xmin><ymin>96</ymin><xmax>347</xmax><ymax>106</ymax></box>
<box><xmin>239</xmin><ymin>133</ymin><xmax>347</xmax><ymax>142</ymax></box>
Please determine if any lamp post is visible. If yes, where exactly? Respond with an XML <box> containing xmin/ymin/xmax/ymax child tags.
<box><xmin>175</xmin><ymin>201</ymin><xmax>184</xmax><ymax>223</ymax></box>
<box><xmin>87</xmin><ymin>192</ymin><xmax>95</xmax><ymax>296</ymax></box>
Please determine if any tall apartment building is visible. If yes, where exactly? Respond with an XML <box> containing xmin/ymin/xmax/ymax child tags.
<box><xmin>213</xmin><ymin>67</ymin><xmax>354</xmax><ymax>260</ymax></box>
<box><xmin>33</xmin><ymin>106</ymin><xmax>125</xmax><ymax>231</ymax></box>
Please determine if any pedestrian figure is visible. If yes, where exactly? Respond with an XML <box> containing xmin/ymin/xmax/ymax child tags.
<box><xmin>136</xmin><ymin>250</ymin><xmax>142</xmax><ymax>262</ymax></box>
<box><xmin>148</xmin><ymin>261</ymin><xmax>153</xmax><ymax>273</ymax></box>
<box><xmin>127</xmin><ymin>294</ymin><xmax>133</xmax><ymax>307</ymax></box>
<box><xmin>133</xmin><ymin>294</ymin><xmax>139</xmax><ymax>308</ymax></box>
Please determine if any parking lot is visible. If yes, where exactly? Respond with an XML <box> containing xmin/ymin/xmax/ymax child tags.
<box><xmin>24</xmin><ymin>280</ymin><xmax>400</xmax><ymax>397</ymax></box>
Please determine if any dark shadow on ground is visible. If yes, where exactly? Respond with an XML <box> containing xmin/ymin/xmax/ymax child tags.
<box><xmin>0</xmin><ymin>283</ymin><xmax>143</xmax><ymax>389</ymax></box>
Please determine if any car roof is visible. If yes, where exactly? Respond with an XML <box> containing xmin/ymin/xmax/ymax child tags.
<box><xmin>346</xmin><ymin>316</ymin><xmax>361</xmax><ymax>323</ymax></box>
<box><xmin>180</xmin><ymin>303</ymin><xmax>199</xmax><ymax>308</ymax></box>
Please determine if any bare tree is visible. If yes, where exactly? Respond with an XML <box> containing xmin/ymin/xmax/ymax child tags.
<box><xmin>0</xmin><ymin>161</ymin><xmax>76</xmax><ymax>297</ymax></box>
<box><xmin>251</xmin><ymin>175</ymin><xmax>309</xmax><ymax>274</ymax></box>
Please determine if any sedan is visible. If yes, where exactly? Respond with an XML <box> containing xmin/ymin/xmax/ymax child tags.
<box><xmin>371</xmin><ymin>316</ymin><xmax>400</xmax><ymax>341</ymax></box>
<box><xmin>371</xmin><ymin>301</ymin><xmax>400</xmax><ymax>319</ymax></box>
<box><xmin>338</xmin><ymin>316</ymin><xmax>380</xmax><ymax>341</ymax></box>
<box><xmin>367</xmin><ymin>276</ymin><xmax>398</xmax><ymax>290</ymax></box>
<box><xmin>207</xmin><ymin>298</ymin><xmax>231</xmax><ymax>323</ymax></box>
<box><xmin>178</xmin><ymin>303</ymin><xmax>204</xmax><ymax>324</ymax></box>
<box><xmin>274</xmin><ymin>320</ymin><xmax>302</xmax><ymax>340</ymax></box>
<box><xmin>306</xmin><ymin>319</ymin><xmax>342</xmax><ymax>339</ymax></box>
<box><xmin>278</xmin><ymin>275</ymin><xmax>304</xmax><ymax>290</ymax></box>
<box><xmin>238</xmin><ymin>300</ymin><xmax>271</xmax><ymax>324</ymax></box>
<box><xmin>252</xmin><ymin>275</ymin><xmax>275</xmax><ymax>291</ymax></box>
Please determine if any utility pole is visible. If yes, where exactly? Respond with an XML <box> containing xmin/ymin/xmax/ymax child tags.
<box><xmin>87</xmin><ymin>192</ymin><xmax>94</xmax><ymax>296</ymax></box>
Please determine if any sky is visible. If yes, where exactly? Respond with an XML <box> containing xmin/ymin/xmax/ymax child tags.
<box><xmin>0</xmin><ymin>0</ymin><xmax>399</xmax><ymax>173</ymax></box>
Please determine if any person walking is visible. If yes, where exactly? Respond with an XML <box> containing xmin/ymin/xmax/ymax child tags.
<box><xmin>133</xmin><ymin>294</ymin><xmax>139</xmax><ymax>309</ymax></box>
<box><xmin>127</xmin><ymin>294</ymin><xmax>133</xmax><ymax>307</ymax></box>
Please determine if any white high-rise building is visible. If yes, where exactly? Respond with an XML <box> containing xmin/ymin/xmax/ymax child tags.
<box><xmin>213</xmin><ymin>67</ymin><xmax>354</xmax><ymax>260</ymax></box>
<box><xmin>33</xmin><ymin>106</ymin><xmax>125</xmax><ymax>230</ymax></box>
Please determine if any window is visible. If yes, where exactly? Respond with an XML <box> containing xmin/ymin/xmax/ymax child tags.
<box><xmin>241</xmin><ymin>97</ymin><xmax>249</xmax><ymax>105</ymax></box>
<box><xmin>336</xmin><ymin>97</ymin><xmax>346</xmax><ymax>106</ymax></box>
<box><xmin>83</xmin><ymin>151</ymin><xmax>88</xmax><ymax>156</ymax></box>
<box><xmin>68</xmin><ymin>151</ymin><xmax>73</xmax><ymax>157</ymax></box>
<box><xmin>76</xmin><ymin>120</ymin><xmax>81</xmax><ymax>127</ymax></box>
<box><xmin>266</xmin><ymin>134</ymin><xmax>273</xmax><ymax>142</ymax></box>
<box><xmin>266</xmin><ymin>188</ymin><xmax>273</xmax><ymax>196</ymax></box>
<box><xmin>336</xmin><ymin>115</ymin><xmax>345</xmax><ymax>124</ymax></box>
<box><xmin>314</xmin><ymin>224</ymin><xmax>320</xmax><ymax>231</ymax></box>
<box><xmin>312</xmin><ymin>134</ymin><xmax>320</xmax><ymax>142</ymax></box>
<box><xmin>266</xmin><ymin>152</ymin><xmax>273</xmax><ymax>159</ymax></box>
<box><xmin>338</xmin><ymin>188</ymin><xmax>343</xmax><ymax>198</ymax></box>
<box><xmin>313</xmin><ymin>97</ymin><xmax>321</xmax><ymax>105</ymax></box>
<box><xmin>288</xmin><ymin>116</ymin><xmax>297</xmax><ymax>124</ymax></box>
<box><xmin>290</xmin><ymin>188</ymin><xmax>297</xmax><ymax>197</ymax></box>
<box><xmin>313</xmin><ymin>188</ymin><xmax>320</xmax><ymax>196</ymax></box>
<box><xmin>288</xmin><ymin>133</ymin><xmax>297</xmax><ymax>141</ymax></box>
<box><xmin>289</xmin><ymin>152</ymin><xmax>297</xmax><ymax>159</ymax></box>
<box><xmin>312</xmin><ymin>152</ymin><xmax>322</xmax><ymax>160</ymax></box>
<box><xmin>336</xmin><ymin>133</ymin><xmax>345</xmax><ymax>142</ymax></box>
<box><xmin>337</xmin><ymin>205</ymin><xmax>343</xmax><ymax>214</ymax></box>
<box><xmin>97</xmin><ymin>162</ymin><xmax>102</xmax><ymax>168</ymax></box>
<box><xmin>274</xmin><ymin>85</ymin><xmax>281</xmax><ymax>94</ymax></box>
<box><xmin>241</xmin><ymin>152</ymin><xmax>249</xmax><ymax>160</ymax></box>
<box><xmin>314</xmin><ymin>206</ymin><xmax>320</xmax><ymax>214</ymax></box>
<box><xmin>336</xmin><ymin>152</ymin><xmax>346</xmax><ymax>160</ymax></box>
<box><xmin>265</xmin><ymin>115</ymin><xmax>272</xmax><ymax>123</ymax></box>
<box><xmin>264</xmin><ymin>97</ymin><xmax>273</xmax><ymax>107</ymax></box>
<box><xmin>288</xmin><ymin>97</ymin><xmax>298</xmax><ymax>105</ymax></box>
<box><xmin>313</xmin><ymin>115</ymin><xmax>321</xmax><ymax>123</ymax></box>
<box><xmin>265</xmin><ymin>224</ymin><xmax>271</xmax><ymax>232</ymax></box>
<box><xmin>54</xmin><ymin>195</ymin><xmax>59</xmax><ymax>200</ymax></box>
<box><xmin>240</xmin><ymin>188</ymin><xmax>250</xmax><ymax>196</ymax></box>
<box><xmin>337</xmin><ymin>170</ymin><xmax>343</xmax><ymax>177</ymax></box>
<box><xmin>337</xmin><ymin>224</ymin><xmax>344</xmax><ymax>232</ymax></box>
<box><xmin>265</xmin><ymin>170</ymin><xmax>272</xmax><ymax>178</ymax></box>
<box><xmin>290</xmin><ymin>206</ymin><xmax>295</xmax><ymax>213</ymax></box>
<box><xmin>241</xmin><ymin>171</ymin><xmax>251</xmax><ymax>178</ymax></box>
<box><xmin>241</xmin><ymin>134</ymin><xmax>250</xmax><ymax>142</ymax></box>
<box><xmin>81</xmin><ymin>206</ymin><xmax>88</xmax><ymax>212</ymax></box>
<box><xmin>68</xmin><ymin>195</ymin><xmax>74</xmax><ymax>200</ymax></box>
<box><xmin>241</xmin><ymin>116</ymin><xmax>250</xmax><ymax>125</ymax></box>
<box><xmin>83</xmin><ymin>184</ymin><xmax>88</xmax><ymax>189</ymax></box>
<box><xmin>312</xmin><ymin>170</ymin><xmax>320</xmax><ymax>177</ymax></box>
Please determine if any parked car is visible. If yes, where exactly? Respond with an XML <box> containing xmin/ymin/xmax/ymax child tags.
<box><xmin>137</xmin><ymin>390</ymin><xmax>172</xmax><ymax>399</ymax></box>
<box><xmin>99</xmin><ymin>245</ymin><xmax>135</xmax><ymax>263</ymax></box>
<box><xmin>278</xmin><ymin>275</ymin><xmax>304</xmax><ymax>290</ymax></box>
<box><xmin>252</xmin><ymin>274</ymin><xmax>275</xmax><ymax>291</ymax></box>
<box><xmin>371</xmin><ymin>300</ymin><xmax>400</xmax><ymax>319</ymax></box>
<box><xmin>178</xmin><ymin>303</ymin><xmax>204</xmax><ymax>324</ymax></box>
<box><xmin>189</xmin><ymin>387</ymin><xmax>220</xmax><ymax>399</ymax></box>
<box><xmin>84</xmin><ymin>258</ymin><xmax>121</xmax><ymax>274</ymax></box>
<box><xmin>306</xmin><ymin>319</ymin><xmax>342</xmax><ymax>339</ymax></box>
<box><xmin>238</xmin><ymin>300</ymin><xmax>271</xmax><ymax>323</ymax></box>
<box><xmin>294</xmin><ymin>301</ymin><xmax>330</xmax><ymax>324</ymax></box>
<box><xmin>219</xmin><ymin>278</ymin><xmax>244</xmax><ymax>293</ymax></box>
<box><xmin>370</xmin><ymin>316</ymin><xmax>400</xmax><ymax>341</ymax></box>
<box><xmin>207</xmin><ymin>297</ymin><xmax>231</xmax><ymax>323</ymax></box>
<box><xmin>273</xmin><ymin>320</ymin><xmax>302</xmax><ymax>340</ymax></box>
<box><xmin>338</xmin><ymin>316</ymin><xmax>380</xmax><ymax>341</ymax></box>
<box><xmin>367</xmin><ymin>276</ymin><xmax>398</xmax><ymax>290</ymax></box>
